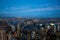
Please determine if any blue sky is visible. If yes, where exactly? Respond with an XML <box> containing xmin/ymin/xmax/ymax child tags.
<box><xmin>0</xmin><ymin>0</ymin><xmax>60</xmax><ymax>18</ymax></box>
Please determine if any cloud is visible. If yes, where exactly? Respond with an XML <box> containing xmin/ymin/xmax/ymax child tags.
<box><xmin>0</xmin><ymin>5</ymin><xmax>60</xmax><ymax>14</ymax></box>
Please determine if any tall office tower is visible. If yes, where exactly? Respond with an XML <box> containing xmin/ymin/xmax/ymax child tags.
<box><xmin>2</xmin><ymin>30</ymin><xmax>7</xmax><ymax>40</ymax></box>
<box><xmin>8</xmin><ymin>32</ymin><xmax>12</xmax><ymax>40</ymax></box>
<box><xmin>0</xmin><ymin>26</ymin><xmax>7</xmax><ymax>40</ymax></box>
<box><xmin>17</xmin><ymin>23</ymin><xmax>20</xmax><ymax>38</ymax></box>
<box><xmin>0</xmin><ymin>28</ymin><xmax>2</xmax><ymax>40</ymax></box>
<box><xmin>57</xmin><ymin>23</ymin><xmax>60</xmax><ymax>31</ymax></box>
<box><xmin>0</xmin><ymin>26</ymin><xmax>1</xmax><ymax>39</ymax></box>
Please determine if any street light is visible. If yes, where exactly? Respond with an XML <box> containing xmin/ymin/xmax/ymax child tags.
<box><xmin>50</xmin><ymin>23</ymin><xmax>54</xmax><ymax>26</ymax></box>
<box><xmin>39</xmin><ymin>24</ymin><xmax>43</xmax><ymax>26</ymax></box>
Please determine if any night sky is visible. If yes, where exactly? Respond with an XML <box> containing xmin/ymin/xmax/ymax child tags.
<box><xmin>0</xmin><ymin>0</ymin><xmax>60</xmax><ymax>18</ymax></box>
